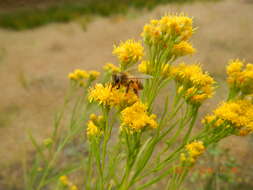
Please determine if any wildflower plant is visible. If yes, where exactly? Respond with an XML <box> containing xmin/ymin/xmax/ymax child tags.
<box><xmin>26</xmin><ymin>14</ymin><xmax>253</xmax><ymax>190</ymax></box>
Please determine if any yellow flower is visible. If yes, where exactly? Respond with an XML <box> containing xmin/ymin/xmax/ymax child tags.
<box><xmin>89</xmin><ymin>113</ymin><xmax>97</xmax><ymax>121</ymax></box>
<box><xmin>138</xmin><ymin>61</ymin><xmax>152</xmax><ymax>74</ymax></box>
<box><xmin>89</xmin><ymin>70</ymin><xmax>100</xmax><ymax>80</ymax></box>
<box><xmin>212</xmin><ymin>100</ymin><xmax>253</xmax><ymax>135</ymax></box>
<box><xmin>138</xmin><ymin>60</ymin><xmax>150</xmax><ymax>74</ymax></box>
<box><xmin>203</xmin><ymin>100</ymin><xmax>253</xmax><ymax>136</ymax></box>
<box><xmin>142</xmin><ymin>14</ymin><xmax>194</xmax><ymax>45</ymax></box>
<box><xmin>227</xmin><ymin>59</ymin><xmax>243</xmax><ymax>75</ymax></box>
<box><xmin>103</xmin><ymin>63</ymin><xmax>120</xmax><ymax>73</ymax></box>
<box><xmin>68</xmin><ymin>73</ymin><xmax>78</xmax><ymax>80</ymax></box>
<box><xmin>180</xmin><ymin>153</ymin><xmax>186</xmax><ymax>162</ymax></box>
<box><xmin>227</xmin><ymin>59</ymin><xmax>253</xmax><ymax>95</ymax></box>
<box><xmin>71</xmin><ymin>69</ymin><xmax>89</xmax><ymax>79</ymax></box>
<box><xmin>113</xmin><ymin>39</ymin><xmax>144</xmax><ymax>66</ymax></box>
<box><xmin>60</xmin><ymin>176</ymin><xmax>69</xmax><ymax>186</ymax></box>
<box><xmin>120</xmin><ymin>101</ymin><xmax>158</xmax><ymax>132</ymax></box>
<box><xmin>70</xmin><ymin>185</ymin><xmax>78</xmax><ymax>190</ymax></box>
<box><xmin>68</xmin><ymin>69</ymin><xmax>97</xmax><ymax>87</ymax></box>
<box><xmin>226</xmin><ymin>59</ymin><xmax>244</xmax><ymax>85</ymax></box>
<box><xmin>181</xmin><ymin>141</ymin><xmax>205</xmax><ymax>164</ymax></box>
<box><xmin>88</xmin><ymin>83</ymin><xmax>138</xmax><ymax>107</ymax></box>
<box><xmin>86</xmin><ymin>120</ymin><xmax>100</xmax><ymax>137</ymax></box>
<box><xmin>172</xmin><ymin>41</ymin><xmax>196</xmax><ymax>57</ymax></box>
<box><xmin>171</xmin><ymin>63</ymin><xmax>215</xmax><ymax>104</ymax></box>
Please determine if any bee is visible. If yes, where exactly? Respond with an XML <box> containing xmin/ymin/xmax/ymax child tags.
<box><xmin>111</xmin><ymin>72</ymin><xmax>144</xmax><ymax>95</ymax></box>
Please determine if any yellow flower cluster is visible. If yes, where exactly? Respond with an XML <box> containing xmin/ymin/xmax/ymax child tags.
<box><xmin>88</xmin><ymin>83</ymin><xmax>138</xmax><ymax>107</ymax></box>
<box><xmin>203</xmin><ymin>100</ymin><xmax>253</xmax><ymax>136</ymax></box>
<box><xmin>138</xmin><ymin>60</ymin><xmax>151</xmax><ymax>74</ymax></box>
<box><xmin>59</xmin><ymin>176</ymin><xmax>78</xmax><ymax>190</ymax></box>
<box><xmin>87</xmin><ymin>120</ymin><xmax>100</xmax><ymax>137</ymax></box>
<box><xmin>180</xmin><ymin>141</ymin><xmax>205</xmax><ymax>164</ymax></box>
<box><xmin>113</xmin><ymin>39</ymin><xmax>144</xmax><ymax>67</ymax></box>
<box><xmin>227</xmin><ymin>59</ymin><xmax>253</xmax><ymax>95</ymax></box>
<box><xmin>171</xmin><ymin>63</ymin><xmax>215</xmax><ymax>104</ymax></box>
<box><xmin>120</xmin><ymin>101</ymin><xmax>157</xmax><ymax>132</ymax></box>
<box><xmin>68</xmin><ymin>69</ymin><xmax>100</xmax><ymax>86</ymax></box>
<box><xmin>141</xmin><ymin>14</ymin><xmax>194</xmax><ymax>50</ymax></box>
<box><xmin>86</xmin><ymin>113</ymin><xmax>104</xmax><ymax>137</ymax></box>
<box><xmin>103</xmin><ymin>62</ymin><xmax>120</xmax><ymax>73</ymax></box>
<box><xmin>172</xmin><ymin>41</ymin><xmax>196</xmax><ymax>57</ymax></box>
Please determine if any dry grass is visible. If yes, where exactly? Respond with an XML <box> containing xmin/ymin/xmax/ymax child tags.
<box><xmin>0</xmin><ymin>0</ymin><xmax>253</xmax><ymax>189</ymax></box>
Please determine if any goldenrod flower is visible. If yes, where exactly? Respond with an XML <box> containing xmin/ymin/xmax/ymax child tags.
<box><xmin>171</xmin><ymin>63</ymin><xmax>215</xmax><ymax>104</ymax></box>
<box><xmin>87</xmin><ymin>120</ymin><xmax>100</xmax><ymax>137</ymax></box>
<box><xmin>103</xmin><ymin>63</ymin><xmax>120</xmax><ymax>73</ymax></box>
<box><xmin>227</xmin><ymin>59</ymin><xmax>244</xmax><ymax>85</ymax></box>
<box><xmin>138</xmin><ymin>60</ymin><xmax>152</xmax><ymax>74</ymax></box>
<box><xmin>68</xmin><ymin>69</ymin><xmax>99</xmax><ymax>87</ymax></box>
<box><xmin>204</xmin><ymin>100</ymin><xmax>253</xmax><ymax>136</ymax></box>
<box><xmin>181</xmin><ymin>141</ymin><xmax>205</xmax><ymax>164</ymax></box>
<box><xmin>68</xmin><ymin>69</ymin><xmax>89</xmax><ymax>80</ymax></box>
<box><xmin>89</xmin><ymin>70</ymin><xmax>100</xmax><ymax>80</ymax></box>
<box><xmin>113</xmin><ymin>39</ymin><xmax>144</xmax><ymax>68</ymax></box>
<box><xmin>88</xmin><ymin>83</ymin><xmax>138</xmax><ymax>107</ymax></box>
<box><xmin>142</xmin><ymin>14</ymin><xmax>194</xmax><ymax>45</ymax></box>
<box><xmin>89</xmin><ymin>113</ymin><xmax>97</xmax><ymax>121</ymax></box>
<box><xmin>120</xmin><ymin>101</ymin><xmax>158</xmax><ymax>132</ymax></box>
<box><xmin>227</xmin><ymin>59</ymin><xmax>253</xmax><ymax>95</ymax></box>
<box><xmin>172</xmin><ymin>41</ymin><xmax>196</xmax><ymax>57</ymax></box>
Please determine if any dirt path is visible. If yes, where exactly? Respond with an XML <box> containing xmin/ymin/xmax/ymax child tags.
<box><xmin>0</xmin><ymin>0</ymin><xmax>253</xmax><ymax>184</ymax></box>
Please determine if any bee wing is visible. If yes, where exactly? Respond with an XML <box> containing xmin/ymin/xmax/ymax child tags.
<box><xmin>128</xmin><ymin>73</ymin><xmax>153</xmax><ymax>80</ymax></box>
<box><xmin>125</xmin><ymin>67</ymin><xmax>153</xmax><ymax>79</ymax></box>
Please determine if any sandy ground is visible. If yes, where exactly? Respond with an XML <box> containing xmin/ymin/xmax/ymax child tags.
<box><xmin>0</xmin><ymin>0</ymin><xmax>253</xmax><ymax>188</ymax></box>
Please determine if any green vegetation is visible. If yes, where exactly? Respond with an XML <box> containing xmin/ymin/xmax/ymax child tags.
<box><xmin>0</xmin><ymin>0</ymin><xmax>218</xmax><ymax>30</ymax></box>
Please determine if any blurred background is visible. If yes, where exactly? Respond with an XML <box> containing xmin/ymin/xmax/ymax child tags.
<box><xmin>0</xmin><ymin>0</ymin><xmax>253</xmax><ymax>189</ymax></box>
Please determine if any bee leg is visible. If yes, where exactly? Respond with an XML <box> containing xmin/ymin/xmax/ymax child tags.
<box><xmin>138</xmin><ymin>82</ymin><xmax>144</xmax><ymax>90</ymax></box>
<box><xmin>126</xmin><ymin>83</ymin><xmax>130</xmax><ymax>93</ymax></box>
<box><xmin>134</xmin><ymin>88</ymin><xmax>138</xmax><ymax>95</ymax></box>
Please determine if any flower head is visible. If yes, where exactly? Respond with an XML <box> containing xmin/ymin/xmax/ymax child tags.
<box><xmin>89</xmin><ymin>70</ymin><xmax>100</xmax><ymax>80</ymax></box>
<box><xmin>120</xmin><ymin>101</ymin><xmax>158</xmax><ymax>132</ymax></box>
<box><xmin>113</xmin><ymin>39</ymin><xmax>144</xmax><ymax>69</ymax></box>
<box><xmin>227</xmin><ymin>59</ymin><xmax>253</xmax><ymax>96</ymax></box>
<box><xmin>138</xmin><ymin>60</ymin><xmax>150</xmax><ymax>74</ymax></box>
<box><xmin>142</xmin><ymin>14</ymin><xmax>194</xmax><ymax>46</ymax></box>
<box><xmin>172</xmin><ymin>41</ymin><xmax>196</xmax><ymax>57</ymax></box>
<box><xmin>181</xmin><ymin>141</ymin><xmax>205</xmax><ymax>164</ymax></box>
<box><xmin>103</xmin><ymin>63</ymin><xmax>120</xmax><ymax>73</ymax></box>
<box><xmin>171</xmin><ymin>63</ymin><xmax>215</xmax><ymax>105</ymax></box>
<box><xmin>88</xmin><ymin>83</ymin><xmax>138</xmax><ymax>107</ymax></box>
<box><xmin>203</xmin><ymin>100</ymin><xmax>253</xmax><ymax>136</ymax></box>
<box><xmin>86</xmin><ymin>120</ymin><xmax>100</xmax><ymax>137</ymax></box>
<box><xmin>70</xmin><ymin>185</ymin><xmax>78</xmax><ymax>190</ymax></box>
<box><xmin>59</xmin><ymin>176</ymin><xmax>69</xmax><ymax>186</ymax></box>
<box><xmin>68</xmin><ymin>69</ymin><xmax>99</xmax><ymax>87</ymax></box>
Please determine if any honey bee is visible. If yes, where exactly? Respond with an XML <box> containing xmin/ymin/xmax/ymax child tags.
<box><xmin>111</xmin><ymin>72</ymin><xmax>144</xmax><ymax>95</ymax></box>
